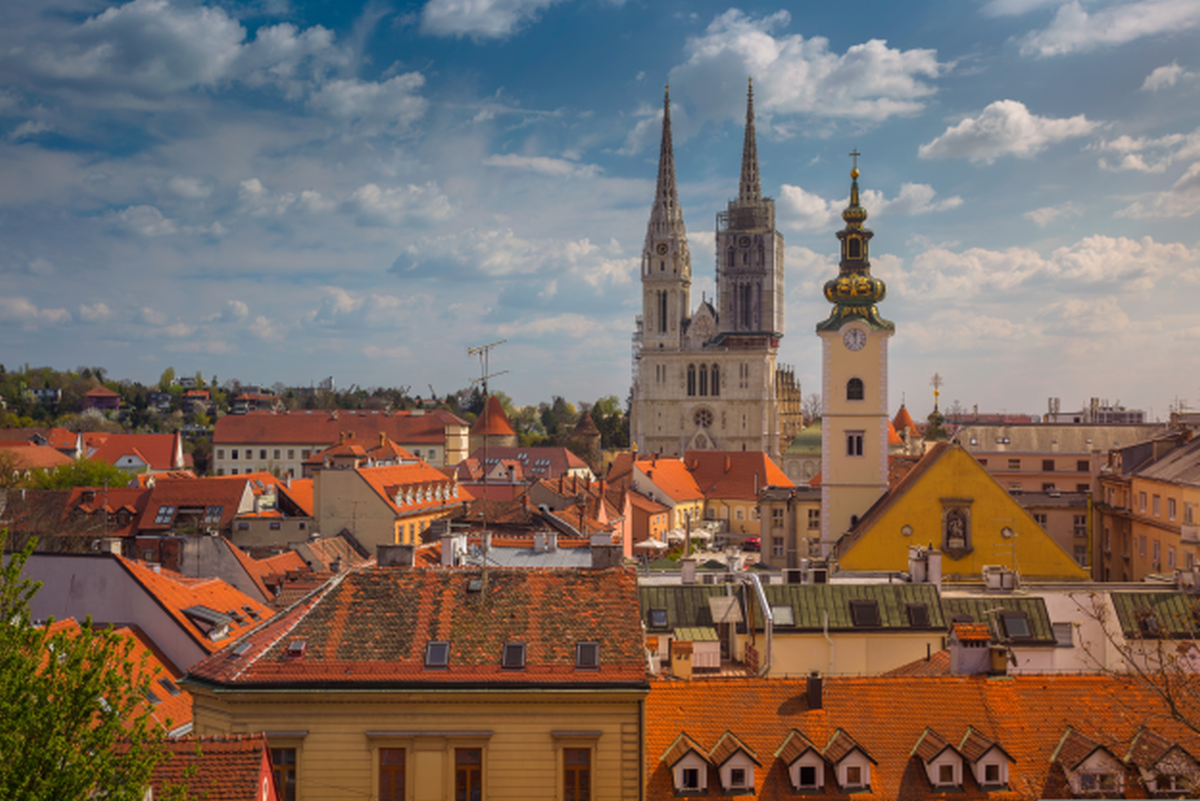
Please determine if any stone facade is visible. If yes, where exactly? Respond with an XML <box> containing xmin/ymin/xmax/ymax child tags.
<box><xmin>630</xmin><ymin>83</ymin><xmax>795</xmax><ymax>460</ymax></box>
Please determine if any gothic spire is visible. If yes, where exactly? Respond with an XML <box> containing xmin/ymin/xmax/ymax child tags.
<box><xmin>649</xmin><ymin>85</ymin><xmax>684</xmax><ymax>236</ymax></box>
<box><xmin>739</xmin><ymin>77</ymin><xmax>761</xmax><ymax>203</ymax></box>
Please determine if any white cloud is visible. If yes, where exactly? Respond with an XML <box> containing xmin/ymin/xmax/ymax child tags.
<box><xmin>495</xmin><ymin>312</ymin><xmax>606</xmax><ymax>339</ymax></box>
<box><xmin>918</xmin><ymin>100</ymin><xmax>1098</xmax><ymax>163</ymax></box>
<box><xmin>980</xmin><ymin>0</ymin><xmax>1063</xmax><ymax>16</ymax></box>
<box><xmin>1040</xmin><ymin>296</ymin><xmax>1131</xmax><ymax>335</ymax></box>
<box><xmin>249</xmin><ymin>315</ymin><xmax>286</xmax><ymax>341</ymax></box>
<box><xmin>164</xmin><ymin>322</ymin><xmax>194</xmax><ymax>338</ymax></box>
<box><xmin>307</xmin><ymin>73</ymin><xmax>427</xmax><ymax>132</ymax></box>
<box><xmin>211</xmin><ymin>300</ymin><xmax>249</xmax><ymax>323</ymax></box>
<box><xmin>346</xmin><ymin>183</ymin><xmax>453</xmax><ymax>226</ymax></box>
<box><xmin>114</xmin><ymin>204</ymin><xmax>177</xmax><ymax>236</ymax></box>
<box><xmin>307</xmin><ymin>287</ymin><xmax>433</xmax><ymax>329</ymax></box>
<box><xmin>420</xmin><ymin>0</ymin><xmax>566</xmax><ymax>40</ymax></box>
<box><xmin>1024</xmin><ymin>202</ymin><xmax>1082</xmax><ymax>227</ymax></box>
<box><xmin>0</xmin><ymin>296</ymin><xmax>71</xmax><ymax>327</ymax></box>
<box><xmin>79</xmin><ymin>302</ymin><xmax>112</xmax><ymax>322</ymax></box>
<box><xmin>1142</xmin><ymin>62</ymin><xmax>1196</xmax><ymax>92</ymax></box>
<box><xmin>1091</xmin><ymin>127</ymin><xmax>1200</xmax><ymax>173</ymax></box>
<box><xmin>168</xmin><ymin>176</ymin><xmax>212</xmax><ymax>199</ymax></box>
<box><xmin>650</xmin><ymin>8</ymin><xmax>942</xmax><ymax>144</ymax></box>
<box><xmin>138</xmin><ymin>307</ymin><xmax>168</xmax><ymax>325</ymax></box>
<box><xmin>778</xmin><ymin>182</ymin><xmax>961</xmax><ymax>232</ymax></box>
<box><xmin>1020</xmin><ymin>0</ymin><xmax>1200</xmax><ymax>57</ymax></box>
<box><xmin>482</xmin><ymin>154</ymin><xmax>601</xmax><ymax>178</ymax></box>
<box><xmin>9</xmin><ymin>120</ymin><xmax>53</xmax><ymax>140</ymax></box>
<box><xmin>1117</xmin><ymin>162</ymin><xmax>1200</xmax><ymax>218</ymax></box>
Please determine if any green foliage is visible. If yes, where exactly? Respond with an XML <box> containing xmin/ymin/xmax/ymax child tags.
<box><xmin>0</xmin><ymin>535</ymin><xmax>168</xmax><ymax>800</ymax></box>
<box><xmin>158</xmin><ymin>367</ymin><xmax>176</xmax><ymax>393</ymax></box>
<box><xmin>589</xmin><ymin>394</ymin><xmax>629</xmax><ymax>449</ymax></box>
<box><xmin>28</xmin><ymin>458</ymin><xmax>133</xmax><ymax>490</ymax></box>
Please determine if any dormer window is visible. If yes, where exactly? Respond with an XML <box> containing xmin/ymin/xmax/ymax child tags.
<box><xmin>907</xmin><ymin>603</ymin><xmax>931</xmax><ymax>628</ymax></box>
<box><xmin>843</xmin><ymin>764</ymin><xmax>867</xmax><ymax>789</ymax></box>
<box><xmin>999</xmin><ymin>611</ymin><xmax>1032</xmax><ymax>640</ymax></box>
<box><xmin>650</xmin><ymin>609</ymin><xmax>668</xmax><ymax>629</ymax></box>
<box><xmin>154</xmin><ymin>505</ymin><xmax>176</xmax><ymax>525</ymax></box>
<box><xmin>203</xmin><ymin>505</ymin><xmax>223</xmax><ymax>523</ymax></box>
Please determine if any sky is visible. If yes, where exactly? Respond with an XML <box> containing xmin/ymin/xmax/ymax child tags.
<box><xmin>1</xmin><ymin>0</ymin><xmax>1199</xmax><ymax>419</ymax></box>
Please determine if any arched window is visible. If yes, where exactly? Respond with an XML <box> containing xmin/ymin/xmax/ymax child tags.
<box><xmin>658</xmin><ymin>291</ymin><xmax>668</xmax><ymax>333</ymax></box>
<box><xmin>847</xmin><ymin>378</ymin><xmax>864</xmax><ymax>401</ymax></box>
<box><xmin>758</xmin><ymin>245</ymin><xmax>765</xmax><ymax>266</ymax></box>
<box><xmin>711</xmin><ymin>364</ymin><xmax>720</xmax><ymax>396</ymax></box>
<box><xmin>727</xmin><ymin>250</ymin><xmax>735</xmax><ymax>268</ymax></box>
<box><xmin>699</xmin><ymin>364</ymin><xmax>708</xmax><ymax>396</ymax></box>
<box><xmin>687</xmin><ymin>364</ymin><xmax>696</xmax><ymax>397</ymax></box>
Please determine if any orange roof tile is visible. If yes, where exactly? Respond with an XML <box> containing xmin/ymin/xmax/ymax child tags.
<box><xmin>471</xmin><ymin>395</ymin><xmax>517</xmax><ymax>437</ymax></box>
<box><xmin>278</xmin><ymin>479</ymin><xmax>313</xmax><ymax>516</ymax></box>
<box><xmin>0</xmin><ymin>442</ymin><xmax>74</xmax><ymax>470</ymax></box>
<box><xmin>116</xmin><ymin>557</ymin><xmax>274</xmax><ymax>654</ymax></box>
<box><xmin>213</xmin><ymin>409</ymin><xmax>467</xmax><ymax>446</ymax></box>
<box><xmin>894</xmin><ymin>404</ymin><xmax>917</xmax><ymax>435</ymax></box>
<box><xmin>887</xmin><ymin>419</ymin><xmax>903</xmax><ymax>446</ymax></box>
<box><xmin>683</xmin><ymin>450</ymin><xmax>793</xmax><ymax>500</ymax></box>
<box><xmin>186</xmin><ymin>567</ymin><xmax>647</xmax><ymax>688</ymax></box>
<box><xmin>149</xmin><ymin>734</ymin><xmax>276</xmax><ymax>801</ymax></box>
<box><xmin>87</xmin><ymin>432</ymin><xmax>181</xmax><ymax>471</ymax></box>
<box><xmin>638</xmin><ymin>459</ymin><xmax>705</xmax><ymax>503</ymax></box>
<box><xmin>353</xmin><ymin>463</ymin><xmax>467</xmax><ymax>516</ymax></box>
<box><xmin>645</xmin><ymin>676</ymin><xmax>1200</xmax><ymax>800</ymax></box>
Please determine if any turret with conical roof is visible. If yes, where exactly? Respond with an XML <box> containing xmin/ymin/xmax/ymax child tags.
<box><xmin>469</xmin><ymin>395</ymin><xmax>518</xmax><ymax>453</ymax></box>
<box><xmin>816</xmin><ymin>157</ymin><xmax>894</xmax><ymax>333</ymax></box>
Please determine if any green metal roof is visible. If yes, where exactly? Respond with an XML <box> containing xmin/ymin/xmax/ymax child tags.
<box><xmin>639</xmin><ymin>584</ymin><xmax>748</xmax><ymax>633</ymax></box>
<box><xmin>1109</xmin><ymin>592</ymin><xmax>1199</xmax><ymax>639</ymax></box>
<box><xmin>756</xmin><ymin>583</ymin><xmax>945</xmax><ymax>632</ymax></box>
<box><xmin>941</xmin><ymin>596</ymin><xmax>1056</xmax><ymax>645</ymax></box>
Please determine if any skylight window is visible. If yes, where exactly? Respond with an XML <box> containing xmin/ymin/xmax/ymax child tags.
<box><xmin>999</xmin><ymin>612</ymin><xmax>1032</xmax><ymax>639</ymax></box>
<box><xmin>649</xmin><ymin>609</ymin><xmax>668</xmax><ymax>628</ymax></box>
<box><xmin>576</xmin><ymin>642</ymin><xmax>599</xmax><ymax>669</ymax></box>
<box><xmin>158</xmin><ymin>677</ymin><xmax>182</xmax><ymax>697</ymax></box>
<box><xmin>154</xmin><ymin>505</ymin><xmax>176</xmax><ymax>525</ymax></box>
<box><xmin>501</xmin><ymin>642</ymin><xmax>526</xmax><ymax>669</ymax></box>
<box><xmin>287</xmin><ymin>640</ymin><xmax>307</xmax><ymax>659</ymax></box>
<box><xmin>849</xmin><ymin>599</ymin><xmax>882</xmax><ymax>628</ymax></box>
<box><xmin>1135</xmin><ymin>608</ymin><xmax>1162</xmax><ymax>638</ymax></box>
<box><xmin>144</xmin><ymin>688</ymin><xmax>162</xmax><ymax>706</ymax></box>
<box><xmin>203</xmin><ymin>505</ymin><xmax>223</xmax><ymax>523</ymax></box>
<box><xmin>771</xmin><ymin>605</ymin><xmax>795</xmax><ymax>627</ymax></box>
<box><xmin>425</xmin><ymin>641</ymin><xmax>450</xmax><ymax>668</ymax></box>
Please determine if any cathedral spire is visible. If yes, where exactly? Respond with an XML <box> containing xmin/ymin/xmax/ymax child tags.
<box><xmin>649</xmin><ymin>85</ymin><xmax>684</xmax><ymax>237</ymax></box>
<box><xmin>739</xmin><ymin>77</ymin><xmax>761</xmax><ymax>203</ymax></box>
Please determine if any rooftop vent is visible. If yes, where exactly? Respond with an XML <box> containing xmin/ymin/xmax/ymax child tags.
<box><xmin>287</xmin><ymin>639</ymin><xmax>307</xmax><ymax>659</ymax></box>
<box><xmin>232</xmin><ymin>641</ymin><xmax>253</xmax><ymax>658</ymax></box>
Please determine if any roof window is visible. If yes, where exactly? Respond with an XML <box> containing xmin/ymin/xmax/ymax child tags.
<box><xmin>425</xmin><ymin>641</ymin><xmax>450</xmax><ymax>669</ymax></box>
<box><xmin>158</xmin><ymin>677</ymin><xmax>182</xmax><ymax>696</ymax></box>
<box><xmin>203</xmin><ymin>505</ymin><xmax>223</xmax><ymax>524</ymax></box>
<box><xmin>907</xmin><ymin>603</ymin><xmax>931</xmax><ymax>628</ymax></box>
<box><xmin>999</xmin><ymin>612</ymin><xmax>1032</xmax><ymax>639</ymax></box>
<box><xmin>576</xmin><ymin>642</ymin><xmax>599</xmax><ymax>669</ymax></box>
<box><xmin>243</xmin><ymin>605</ymin><xmax>261</xmax><ymax>621</ymax></box>
<box><xmin>649</xmin><ymin>609</ymin><xmax>668</xmax><ymax>628</ymax></box>
<box><xmin>502</xmin><ymin>642</ymin><xmax>526</xmax><ymax>670</ymax></box>
<box><xmin>772</xmin><ymin>605</ymin><xmax>795</xmax><ymax>627</ymax></box>
<box><xmin>144</xmin><ymin>688</ymin><xmax>162</xmax><ymax>706</ymax></box>
<box><xmin>232</xmin><ymin>641</ymin><xmax>252</xmax><ymax>658</ymax></box>
<box><xmin>154</xmin><ymin>505</ymin><xmax>176</xmax><ymax>525</ymax></box>
<box><xmin>1135</xmin><ymin>608</ymin><xmax>1162</xmax><ymax>637</ymax></box>
<box><xmin>849</xmin><ymin>599</ymin><xmax>882</xmax><ymax>628</ymax></box>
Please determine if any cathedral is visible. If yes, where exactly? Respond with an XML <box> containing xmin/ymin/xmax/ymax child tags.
<box><xmin>629</xmin><ymin>82</ymin><xmax>802</xmax><ymax>459</ymax></box>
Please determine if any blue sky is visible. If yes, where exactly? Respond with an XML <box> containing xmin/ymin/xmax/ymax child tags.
<box><xmin>2</xmin><ymin>0</ymin><xmax>1199</xmax><ymax>419</ymax></box>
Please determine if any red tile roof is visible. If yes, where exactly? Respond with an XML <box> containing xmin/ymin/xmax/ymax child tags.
<box><xmin>86</xmin><ymin>432</ymin><xmax>181</xmax><ymax>471</ymax></box>
<box><xmin>85</xmin><ymin>385</ymin><xmax>121</xmax><ymax>398</ymax></box>
<box><xmin>186</xmin><ymin>567</ymin><xmax>647</xmax><ymax>688</ymax></box>
<box><xmin>116</xmin><ymin>557</ymin><xmax>275</xmax><ymax>654</ymax></box>
<box><xmin>137</xmin><ymin>477</ymin><xmax>252</xmax><ymax>532</ymax></box>
<box><xmin>894</xmin><ymin>405</ymin><xmax>917</xmax><ymax>435</ymax></box>
<box><xmin>645</xmin><ymin>676</ymin><xmax>1200</xmax><ymax>800</ymax></box>
<box><xmin>213</xmin><ymin>409</ymin><xmax>467</xmax><ymax>446</ymax></box>
<box><xmin>467</xmin><ymin>446</ymin><xmax>589</xmax><ymax>479</ymax></box>
<box><xmin>149</xmin><ymin>734</ymin><xmax>276</xmax><ymax>801</ymax></box>
<box><xmin>682</xmin><ymin>450</ymin><xmax>793</xmax><ymax>500</ymax></box>
<box><xmin>352</xmin><ymin>462</ymin><xmax>468</xmax><ymax>517</ymax></box>
<box><xmin>471</xmin><ymin>395</ymin><xmax>517</xmax><ymax>437</ymax></box>
<box><xmin>638</xmin><ymin>459</ymin><xmax>705</xmax><ymax>503</ymax></box>
<box><xmin>278</xmin><ymin>478</ymin><xmax>313</xmax><ymax>516</ymax></box>
<box><xmin>64</xmin><ymin>486</ymin><xmax>154</xmax><ymax>537</ymax></box>
<box><xmin>0</xmin><ymin>441</ymin><xmax>74</xmax><ymax>470</ymax></box>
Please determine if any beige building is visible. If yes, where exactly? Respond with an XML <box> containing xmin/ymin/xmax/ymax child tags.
<box><xmin>185</xmin><ymin>564</ymin><xmax>649</xmax><ymax>801</ymax></box>
<box><xmin>629</xmin><ymin>84</ymin><xmax>800</xmax><ymax>461</ymax></box>
<box><xmin>212</xmin><ymin>409</ymin><xmax>469</xmax><ymax>477</ymax></box>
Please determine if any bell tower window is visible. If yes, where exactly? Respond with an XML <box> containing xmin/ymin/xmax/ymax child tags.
<box><xmin>711</xmin><ymin>365</ymin><xmax>720</xmax><ymax>396</ymax></box>
<box><xmin>687</xmin><ymin>364</ymin><xmax>696</xmax><ymax>397</ymax></box>
<box><xmin>847</xmin><ymin>237</ymin><xmax>861</xmax><ymax>259</ymax></box>
<box><xmin>847</xmin><ymin>378</ymin><xmax>864</xmax><ymax>401</ymax></box>
<box><xmin>658</xmin><ymin>291</ymin><xmax>667</xmax><ymax>334</ymax></box>
<box><xmin>699</xmin><ymin>364</ymin><xmax>708</xmax><ymax>396</ymax></box>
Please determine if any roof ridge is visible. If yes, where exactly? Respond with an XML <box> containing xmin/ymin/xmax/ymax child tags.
<box><xmin>231</xmin><ymin>569</ymin><xmax>349</xmax><ymax>681</ymax></box>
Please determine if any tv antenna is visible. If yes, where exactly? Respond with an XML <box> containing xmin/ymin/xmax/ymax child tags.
<box><xmin>468</xmin><ymin>340</ymin><xmax>508</xmax><ymax>397</ymax></box>
<box><xmin>467</xmin><ymin>339</ymin><xmax>507</xmax><ymax>598</ymax></box>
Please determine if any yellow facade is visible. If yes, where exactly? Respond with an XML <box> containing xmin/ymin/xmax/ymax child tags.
<box><xmin>313</xmin><ymin>468</ymin><xmax>455</xmax><ymax>551</ymax></box>
<box><xmin>189</xmin><ymin>688</ymin><xmax>645</xmax><ymax>801</ymax></box>
<box><xmin>838</xmin><ymin>445</ymin><xmax>1088</xmax><ymax>581</ymax></box>
<box><xmin>761</xmin><ymin>632</ymin><xmax>946</xmax><ymax>677</ymax></box>
<box><xmin>819</xmin><ymin>324</ymin><xmax>891</xmax><ymax>548</ymax></box>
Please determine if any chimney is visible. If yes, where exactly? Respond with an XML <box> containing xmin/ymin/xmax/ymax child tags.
<box><xmin>534</xmin><ymin>532</ymin><xmax>546</xmax><ymax>553</ymax></box>
<box><xmin>380</xmin><ymin>432</ymin><xmax>386</xmax><ymax>448</ymax></box>
<box><xmin>590</xmin><ymin>543</ymin><xmax>623</xmax><ymax>569</ymax></box>
<box><xmin>548</xmin><ymin>530</ymin><xmax>557</xmax><ymax>551</ymax></box>
<box><xmin>680</xmin><ymin>557</ymin><xmax>697</xmax><ymax>585</ymax></box>
<box><xmin>806</xmin><ymin>671</ymin><xmax>823</xmax><ymax>710</ymax></box>
<box><xmin>725</xmin><ymin>455</ymin><xmax>731</xmax><ymax>473</ymax></box>
<box><xmin>670</xmin><ymin>640</ymin><xmax>694</xmax><ymax>681</ymax></box>
<box><xmin>377</xmin><ymin>544</ymin><xmax>415</xmax><ymax>568</ymax></box>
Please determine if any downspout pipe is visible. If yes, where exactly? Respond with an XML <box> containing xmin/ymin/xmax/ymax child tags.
<box><xmin>823</xmin><ymin>610</ymin><xmax>834</xmax><ymax>676</ymax></box>
<box><xmin>746</xmin><ymin>573</ymin><xmax>772</xmax><ymax>677</ymax></box>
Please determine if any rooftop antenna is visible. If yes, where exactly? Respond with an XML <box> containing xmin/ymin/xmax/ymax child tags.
<box><xmin>467</xmin><ymin>339</ymin><xmax>507</xmax><ymax>597</ymax></box>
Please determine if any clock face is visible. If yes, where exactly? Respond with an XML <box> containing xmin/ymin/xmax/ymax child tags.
<box><xmin>656</xmin><ymin>243</ymin><xmax>668</xmax><ymax>255</ymax></box>
<box><xmin>739</xmin><ymin>236</ymin><xmax>751</xmax><ymax>248</ymax></box>
<box><xmin>843</xmin><ymin>328</ymin><xmax>867</xmax><ymax>351</ymax></box>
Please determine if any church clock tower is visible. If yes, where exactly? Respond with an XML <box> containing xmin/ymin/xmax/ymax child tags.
<box><xmin>816</xmin><ymin>157</ymin><xmax>894</xmax><ymax>551</ymax></box>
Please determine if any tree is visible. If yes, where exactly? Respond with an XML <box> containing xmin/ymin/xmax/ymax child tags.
<box><xmin>28</xmin><ymin>458</ymin><xmax>132</xmax><ymax>490</ymax></box>
<box><xmin>801</xmin><ymin>393</ymin><xmax>822</xmax><ymax>424</ymax></box>
<box><xmin>0</xmin><ymin>535</ymin><xmax>169</xmax><ymax>800</ymax></box>
<box><xmin>158</xmin><ymin>367</ymin><xmax>176</xmax><ymax>393</ymax></box>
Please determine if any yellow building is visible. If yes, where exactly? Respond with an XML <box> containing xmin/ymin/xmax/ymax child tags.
<box><xmin>313</xmin><ymin>462</ymin><xmax>466</xmax><ymax>552</ymax></box>
<box><xmin>835</xmin><ymin>442</ymin><xmax>1088</xmax><ymax>581</ymax></box>
<box><xmin>816</xmin><ymin>163</ymin><xmax>894</xmax><ymax>550</ymax></box>
<box><xmin>185</xmin><ymin>563</ymin><xmax>649</xmax><ymax>801</ymax></box>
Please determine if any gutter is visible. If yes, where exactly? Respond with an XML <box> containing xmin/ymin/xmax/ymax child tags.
<box><xmin>744</xmin><ymin>572</ymin><xmax>772</xmax><ymax>677</ymax></box>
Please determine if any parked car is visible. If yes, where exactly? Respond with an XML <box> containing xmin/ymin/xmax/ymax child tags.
<box><xmin>743</xmin><ymin>536</ymin><xmax>760</xmax><ymax>552</ymax></box>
